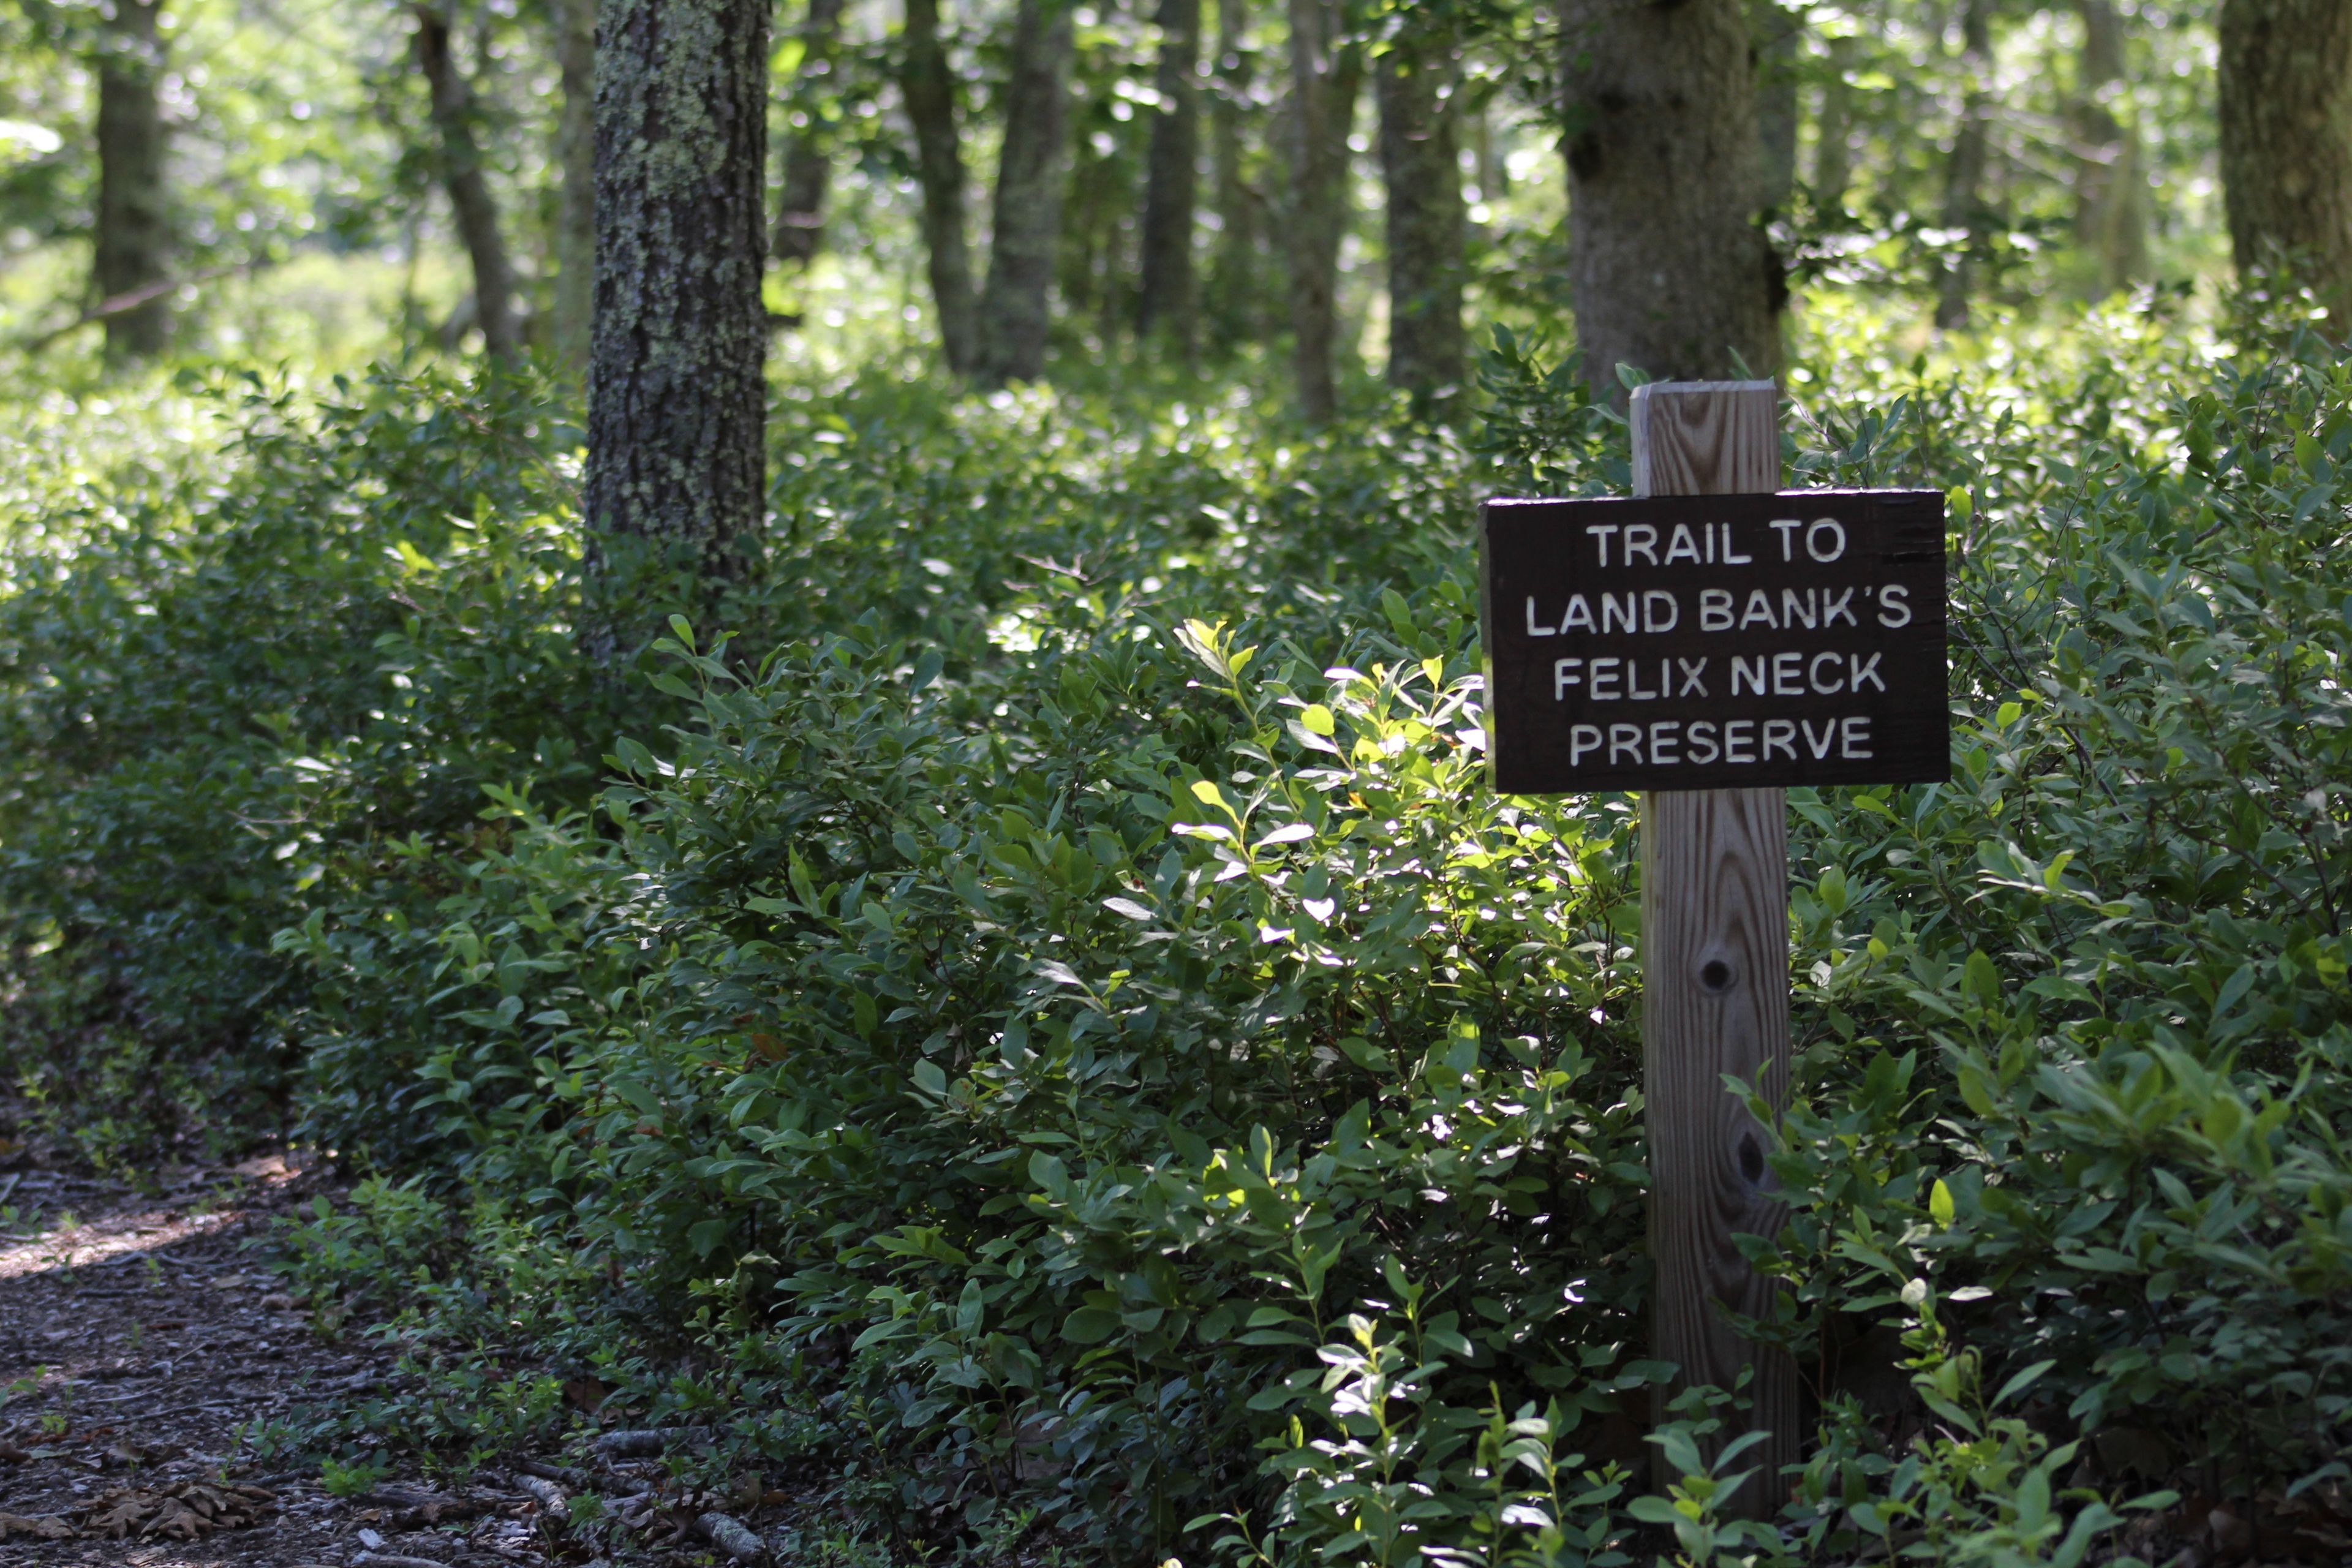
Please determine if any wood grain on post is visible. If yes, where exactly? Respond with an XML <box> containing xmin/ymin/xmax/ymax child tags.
<box><xmin>1630</xmin><ymin>380</ymin><xmax>1801</xmax><ymax>1515</ymax></box>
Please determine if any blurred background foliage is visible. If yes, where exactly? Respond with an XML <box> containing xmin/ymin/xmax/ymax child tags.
<box><xmin>0</xmin><ymin>0</ymin><xmax>2245</xmax><ymax>379</ymax></box>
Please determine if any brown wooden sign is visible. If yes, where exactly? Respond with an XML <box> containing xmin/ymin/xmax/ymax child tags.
<box><xmin>1479</xmin><ymin>489</ymin><xmax>1949</xmax><ymax>793</ymax></box>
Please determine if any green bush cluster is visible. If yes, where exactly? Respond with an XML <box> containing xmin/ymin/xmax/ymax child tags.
<box><xmin>6</xmin><ymin>307</ymin><xmax>2352</xmax><ymax>1565</ymax></box>
<box><xmin>0</xmin><ymin>367</ymin><xmax>603</xmax><ymax>1163</ymax></box>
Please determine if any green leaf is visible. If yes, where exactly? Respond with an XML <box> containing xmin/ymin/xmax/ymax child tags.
<box><xmin>1994</xmin><ymin>1358</ymin><xmax>2057</xmax><ymax>1407</ymax></box>
<box><xmin>1061</xmin><ymin>1307</ymin><xmax>1120</xmax><ymax>1344</ymax></box>
<box><xmin>1962</xmin><ymin>949</ymin><xmax>2003</xmax><ymax>1007</ymax></box>
<box><xmin>1028</xmin><ymin>1150</ymin><xmax>1069</xmax><ymax>1199</ymax></box>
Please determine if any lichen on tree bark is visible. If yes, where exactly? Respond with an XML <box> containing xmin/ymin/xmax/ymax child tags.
<box><xmin>587</xmin><ymin>0</ymin><xmax>770</xmax><ymax>593</ymax></box>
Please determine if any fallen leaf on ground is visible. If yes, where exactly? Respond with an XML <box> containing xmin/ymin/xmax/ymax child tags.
<box><xmin>80</xmin><ymin>1480</ymin><xmax>277</xmax><ymax>1539</ymax></box>
<box><xmin>0</xmin><ymin>1512</ymin><xmax>73</xmax><ymax>1540</ymax></box>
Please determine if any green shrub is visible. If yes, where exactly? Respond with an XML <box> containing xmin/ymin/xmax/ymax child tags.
<box><xmin>0</xmin><ymin>365</ymin><xmax>600</xmax><ymax>1158</ymax></box>
<box><xmin>13</xmin><ymin>301</ymin><xmax>2352</xmax><ymax>1566</ymax></box>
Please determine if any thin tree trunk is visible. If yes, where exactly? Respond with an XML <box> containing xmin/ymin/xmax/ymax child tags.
<box><xmin>1474</xmin><ymin>103</ymin><xmax>1505</xmax><ymax>203</ymax></box>
<box><xmin>1061</xmin><ymin>138</ymin><xmax>1106</xmax><ymax>325</ymax></box>
<box><xmin>975</xmin><ymin>0</ymin><xmax>1075</xmax><ymax>385</ymax></box>
<box><xmin>1751</xmin><ymin>0</ymin><xmax>1799</xmax><ymax>218</ymax></box>
<box><xmin>1811</xmin><ymin>34</ymin><xmax>1853</xmax><ymax>213</ymax></box>
<box><xmin>551</xmin><ymin>0</ymin><xmax>595</xmax><ymax>372</ymax></box>
<box><xmin>901</xmin><ymin>0</ymin><xmax>977</xmax><ymax>374</ymax></box>
<box><xmin>1376</xmin><ymin>23</ymin><xmax>1462</xmax><ymax>409</ymax></box>
<box><xmin>2071</xmin><ymin>0</ymin><xmax>2146</xmax><ymax>296</ymax></box>
<box><xmin>92</xmin><ymin>0</ymin><xmax>169</xmax><ymax>361</ymax></box>
<box><xmin>413</xmin><ymin>3</ymin><xmax>521</xmax><ymax>360</ymax></box>
<box><xmin>1284</xmin><ymin>0</ymin><xmax>1359</xmax><ymax>423</ymax></box>
<box><xmin>2217</xmin><ymin>0</ymin><xmax>2352</xmax><ymax>325</ymax></box>
<box><xmin>1934</xmin><ymin>0</ymin><xmax>1994</xmax><ymax>330</ymax></box>
<box><xmin>587</xmin><ymin>0</ymin><xmax>769</xmax><ymax>594</ymax></box>
<box><xmin>774</xmin><ymin>0</ymin><xmax>847</xmax><ymax>267</ymax></box>
<box><xmin>1137</xmin><ymin>0</ymin><xmax>1201</xmax><ymax>354</ymax></box>
<box><xmin>1206</xmin><ymin>0</ymin><xmax>1260</xmax><ymax>351</ymax></box>
<box><xmin>1559</xmin><ymin>0</ymin><xmax>1779</xmax><ymax>391</ymax></box>
<box><xmin>1470</xmin><ymin>99</ymin><xmax>1504</xmax><ymax>246</ymax></box>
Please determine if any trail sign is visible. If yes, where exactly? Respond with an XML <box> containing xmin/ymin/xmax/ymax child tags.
<box><xmin>1475</xmin><ymin>381</ymin><xmax>1953</xmax><ymax>1520</ymax></box>
<box><xmin>1479</xmin><ymin>489</ymin><xmax>1948</xmax><ymax>794</ymax></box>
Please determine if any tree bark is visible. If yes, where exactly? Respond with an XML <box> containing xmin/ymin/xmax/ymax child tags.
<box><xmin>551</xmin><ymin>0</ymin><xmax>595</xmax><ymax>372</ymax></box>
<box><xmin>1284</xmin><ymin>0</ymin><xmax>1359</xmax><ymax>423</ymax></box>
<box><xmin>1934</xmin><ymin>0</ymin><xmax>1994</xmax><ymax>330</ymax></box>
<box><xmin>902</xmin><ymin>0</ymin><xmax>977</xmax><ymax>374</ymax></box>
<box><xmin>774</xmin><ymin>0</ymin><xmax>847</xmax><ymax>268</ymax></box>
<box><xmin>1376</xmin><ymin>23</ymin><xmax>1462</xmax><ymax>409</ymax></box>
<box><xmin>1811</xmin><ymin>34</ymin><xmax>1853</xmax><ymax>213</ymax></box>
<box><xmin>974</xmin><ymin>0</ymin><xmax>1075</xmax><ymax>386</ymax></box>
<box><xmin>1751</xmin><ymin>0</ymin><xmax>1799</xmax><ymax>219</ymax></box>
<box><xmin>92</xmin><ymin>0</ymin><xmax>170</xmax><ymax>361</ymax></box>
<box><xmin>1559</xmin><ymin>0</ymin><xmax>1780</xmax><ymax>391</ymax></box>
<box><xmin>413</xmin><ymin>3</ymin><xmax>521</xmax><ymax>360</ymax></box>
<box><xmin>2217</xmin><ymin>0</ymin><xmax>2352</xmax><ymax>326</ymax></box>
<box><xmin>587</xmin><ymin>0</ymin><xmax>769</xmax><ymax>588</ymax></box>
<box><xmin>1137</xmin><ymin>0</ymin><xmax>1202</xmax><ymax>354</ymax></box>
<box><xmin>2071</xmin><ymin>0</ymin><xmax>2146</xmax><ymax>296</ymax></box>
<box><xmin>1206</xmin><ymin>0</ymin><xmax>1262</xmax><ymax>351</ymax></box>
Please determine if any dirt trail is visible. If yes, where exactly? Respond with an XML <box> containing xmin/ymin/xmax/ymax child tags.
<box><xmin>0</xmin><ymin>1154</ymin><xmax>571</xmax><ymax>1568</ymax></box>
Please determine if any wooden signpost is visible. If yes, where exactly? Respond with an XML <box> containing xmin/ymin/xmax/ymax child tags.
<box><xmin>1477</xmin><ymin>381</ymin><xmax>1948</xmax><ymax>1513</ymax></box>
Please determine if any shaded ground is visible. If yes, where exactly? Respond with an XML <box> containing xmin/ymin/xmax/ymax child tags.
<box><xmin>0</xmin><ymin>1147</ymin><xmax>859</xmax><ymax>1568</ymax></box>
<box><xmin>0</xmin><ymin>1154</ymin><xmax>601</xmax><ymax>1567</ymax></box>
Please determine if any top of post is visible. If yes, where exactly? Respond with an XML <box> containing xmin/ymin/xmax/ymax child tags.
<box><xmin>1630</xmin><ymin>380</ymin><xmax>1779</xmax><ymax>498</ymax></box>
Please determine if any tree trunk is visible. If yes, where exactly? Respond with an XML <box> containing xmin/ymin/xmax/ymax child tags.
<box><xmin>2071</xmin><ymin>0</ymin><xmax>2146</xmax><ymax>296</ymax></box>
<box><xmin>902</xmin><ymin>0</ymin><xmax>977</xmax><ymax>374</ymax></box>
<box><xmin>974</xmin><ymin>0</ymin><xmax>1075</xmax><ymax>386</ymax></box>
<box><xmin>1137</xmin><ymin>0</ymin><xmax>1201</xmax><ymax>354</ymax></box>
<box><xmin>551</xmin><ymin>0</ymin><xmax>595</xmax><ymax>372</ymax></box>
<box><xmin>1376</xmin><ymin>24</ymin><xmax>1462</xmax><ymax>409</ymax></box>
<box><xmin>1559</xmin><ymin>0</ymin><xmax>1780</xmax><ymax>391</ymax></box>
<box><xmin>1934</xmin><ymin>0</ymin><xmax>1994</xmax><ymax>330</ymax></box>
<box><xmin>1206</xmin><ymin>0</ymin><xmax>1261</xmax><ymax>351</ymax></box>
<box><xmin>1283</xmin><ymin>0</ymin><xmax>1359</xmax><ymax>423</ymax></box>
<box><xmin>1811</xmin><ymin>34</ymin><xmax>1853</xmax><ymax>213</ymax></box>
<box><xmin>2217</xmin><ymin>0</ymin><xmax>2352</xmax><ymax>326</ymax></box>
<box><xmin>1474</xmin><ymin>102</ymin><xmax>1506</xmax><ymax>203</ymax></box>
<box><xmin>1061</xmin><ymin>135</ymin><xmax>1107</xmax><ymax>326</ymax></box>
<box><xmin>774</xmin><ymin>0</ymin><xmax>847</xmax><ymax>268</ymax></box>
<box><xmin>92</xmin><ymin>0</ymin><xmax>170</xmax><ymax>361</ymax></box>
<box><xmin>414</xmin><ymin>3</ymin><xmax>521</xmax><ymax>360</ymax></box>
<box><xmin>587</xmin><ymin>0</ymin><xmax>769</xmax><ymax>590</ymax></box>
<box><xmin>1751</xmin><ymin>0</ymin><xmax>1799</xmax><ymax>218</ymax></box>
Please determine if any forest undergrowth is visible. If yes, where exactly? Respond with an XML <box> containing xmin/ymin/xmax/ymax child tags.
<box><xmin>5</xmin><ymin>290</ymin><xmax>2352</xmax><ymax>1567</ymax></box>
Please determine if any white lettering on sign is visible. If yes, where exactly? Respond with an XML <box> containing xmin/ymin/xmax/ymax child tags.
<box><xmin>1483</xmin><ymin>492</ymin><xmax>1945</xmax><ymax>790</ymax></box>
